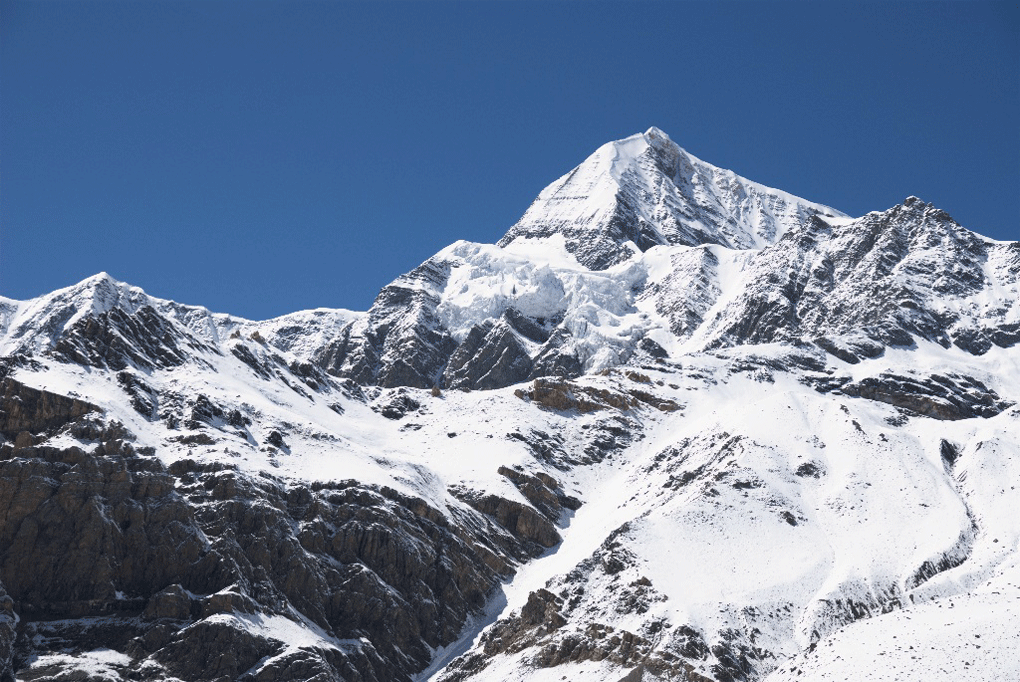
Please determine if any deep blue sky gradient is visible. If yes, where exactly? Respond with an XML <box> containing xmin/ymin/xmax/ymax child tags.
<box><xmin>2</xmin><ymin>1</ymin><xmax>1018</xmax><ymax>318</ymax></box>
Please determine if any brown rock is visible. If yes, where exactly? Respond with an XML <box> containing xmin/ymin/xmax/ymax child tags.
<box><xmin>0</xmin><ymin>378</ymin><xmax>100</xmax><ymax>440</ymax></box>
<box><xmin>144</xmin><ymin>584</ymin><xmax>193</xmax><ymax>621</ymax></box>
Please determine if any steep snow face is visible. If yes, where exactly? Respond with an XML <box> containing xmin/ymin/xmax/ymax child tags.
<box><xmin>497</xmin><ymin>127</ymin><xmax>845</xmax><ymax>270</ymax></box>
<box><xmin>0</xmin><ymin>273</ymin><xmax>156</xmax><ymax>356</ymax></box>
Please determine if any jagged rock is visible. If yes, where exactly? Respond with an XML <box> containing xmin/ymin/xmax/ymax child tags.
<box><xmin>637</xmin><ymin>337</ymin><xmax>669</xmax><ymax>359</ymax></box>
<box><xmin>117</xmin><ymin>370</ymin><xmax>159</xmax><ymax>419</ymax></box>
<box><xmin>813</xmin><ymin>335</ymin><xmax>885</xmax><ymax>364</ymax></box>
<box><xmin>0</xmin><ymin>581</ymin><xmax>14</xmax><ymax>682</ymax></box>
<box><xmin>528</xmin><ymin>329</ymin><xmax>583</xmax><ymax>381</ymax></box>
<box><xmin>1</xmin><ymin>396</ymin><xmax>548</xmax><ymax>682</ymax></box>
<box><xmin>497</xmin><ymin>466</ymin><xmax>581</xmax><ymax>522</ymax></box>
<box><xmin>518</xmin><ymin>378</ymin><xmax>637</xmax><ymax>414</ymax></box>
<box><xmin>640</xmin><ymin>247</ymin><xmax>723</xmax><ymax>342</ymax></box>
<box><xmin>794</xmin><ymin>461</ymin><xmax>824</xmax><ymax>478</ymax></box>
<box><xmin>0</xmin><ymin>447</ymin><xmax>204</xmax><ymax>619</ymax></box>
<box><xmin>315</xmin><ymin>259</ymin><xmax>458</xmax><ymax>389</ymax></box>
<box><xmin>265</xmin><ymin>429</ymin><xmax>287</xmax><ymax>448</ymax></box>
<box><xmin>49</xmin><ymin>302</ymin><xmax>216</xmax><ymax>371</ymax></box>
<box><xmin>143</xmin><ymin>584</ymin><xmax>194</xmax><ymax>621</ymax></box>
<box><xmin>450</xmin><ymin>486</ymin><xmax>561</xmax><ymax>550</ymax></box>
<box><xmin>443</xmin><ymin>317</ymin><xmax>533</xmax><ymax>390</ymax></box>
<box><xmin>837</xmin><ymin>372</ymin><xmax>1013</xmax><ymax>420</ymax></box>
<box><xmin>705</xmin><ymin>199</ymin><xmax>1019</xmax><ymax>355</ymax></box>
<box><xmin>187</xmin><ymin>394</ymin><xmax>225</xmax><ymax>430</ymax></box>
<box><xmin>231</xmin><ymin>341</ymin><xmax>275</xmax><ymax>379</ymax></box>
<box><xmin>370</xmin><ymin>388</ymin><xmax>421</xmax><ymax>420</ymax></box>
<box><xmin>940</xmin><ymin>439</ymin><xmax>960</xmax><ymax>468</ymax></box>
<box><xmin>0</xmin><ymin>378</ymin><xmax>99</xmax><ymax>440</ymax></box>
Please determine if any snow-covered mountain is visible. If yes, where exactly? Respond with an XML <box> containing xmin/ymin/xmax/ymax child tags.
<box><xmin>498</xmin><ymin>127</ymin><xmax>846</xmax><ymax>268</ymax></box>
<box><xmin>1</xmin><ymin>128</ymin><xmax>1018</xmax><ymax>682</ymax></box>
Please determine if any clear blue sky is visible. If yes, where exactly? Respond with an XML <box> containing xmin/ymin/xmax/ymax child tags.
<box><xmin>2</xmin><ymin>1</ymin><xmax>1017</xmax><ymax>319</ymax></box>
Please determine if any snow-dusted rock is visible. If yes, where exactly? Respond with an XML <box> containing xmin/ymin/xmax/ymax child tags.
<box><xmin>1</xmin><ymin>128</ymin><xmax>1018</xmax><ymax>682</ymax></box>
<box><xmin>498</xmin><ymin>127</ymin><xmax>845</xmax><ymax>269</ymax></box>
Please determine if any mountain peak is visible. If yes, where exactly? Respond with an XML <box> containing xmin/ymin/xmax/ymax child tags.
<box><xmin>69</xmin><ymin>271</ymin><xmax>121</xmax><ymax>294</ymax></box>
<box><xmin>498</xmin><ymin>128</ymin><xmax>845</xmax><ymax>269</ymax></box>
<box><xmin>86</xmin><ymin>271</ymin><xmax>115</xmax><ymax>284</ymax></box>
<box><xmin>642</xmin><ymin>125</ymin><xmax>672</xmax><ymax>146</ymax></box>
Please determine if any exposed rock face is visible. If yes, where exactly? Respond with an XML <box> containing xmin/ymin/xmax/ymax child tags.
<box><xmin>438</xmin><ymin>583</ymin><xmax>713</xmax><ymax>682</ymax></box>
<box><xmin>448</xmin><ymin>466</ymin><xmax>583</xmax><ymax>561</ymax></box>
<box><xmin>50</xmin><ymin>305</ymin><xmax>217</xmax><ymax>371</ymax></box>
<box><xmin>0</xmin><ymin>378</ymin><xmax>546</xmax><ymax>682</ymax></box>
<box><xmin>315</xmin><ymin>259</ymin><xmax>458</xmax><ymax>389</ymax></box>
<box><xmin>639</xmin><ymin>247</ymin><xmax>724</xmax><ymax>341</ymax></box>
<box><xmin>0</xmin><ymin>582</ymin><xmax>13</xmax><ymax>682</ymax></box>
<box><xmin>810</xmin><ymin>371</ymin><xmax>1014</xmax><ymax>420</ymax></box>
<box><xmin>443</xmin><ymin>310</ymin><xmax>542</xmax><ymax>391</ymax></box>
<box><xmin>0</xmin><ymin>377</ymin><xmax>99</xmax><ymax>440</ymax></box>
<box><xmin>371</xmin><ymin>388</ymin><xmax>422</xmax><ymax>420</ymax></box>
<box><xmin>515</xmin><ymin>376</ymin><xmax>681</xmax><ymax>415</ymax></box>
<box><xmin>703</xmin><ymin>199</ymin><xmax>1020</xmax><ymax>357</ymax></box>
<box><xmin>451</xmin><ymin>486</ymin><xmax>562</xmax><ymax>552</ymax></box>
<box><xmin>497</xmin><ymin>466</ymin><xmax>581</xmax><ymax>521</ymax></box>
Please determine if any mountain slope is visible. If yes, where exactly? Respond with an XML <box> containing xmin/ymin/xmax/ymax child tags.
<box><xmin>0</xmin><ymin>128</ymin><xmax>1017</xmax><ymax>682</ymax></box>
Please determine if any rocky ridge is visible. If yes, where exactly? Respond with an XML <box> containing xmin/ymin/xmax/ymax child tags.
<box><xmin>1</xmin><ymin>128</ymin><xmax>1018</xmax><ymax>682</ymax></box>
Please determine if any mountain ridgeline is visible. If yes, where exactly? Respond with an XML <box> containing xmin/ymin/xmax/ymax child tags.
<box><xmin>1</xmin><ymin>128</ymin><xmax>1018</xmax><ymax>682</ymax></box>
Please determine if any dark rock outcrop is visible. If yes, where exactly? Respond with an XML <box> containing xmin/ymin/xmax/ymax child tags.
<box><xmin>0</xmin><ymin>582</ymin><xmax>14</xmax><ymax>682</ymax></box>
<box><xmin>497</xmin><ymin>466</ymin><xmax>581</xmax><ymax>523</ymax></box>
<box><xmin>0</xmin><ymin>378</ymin><xmax>99</xmax><ymax>441</ymax></box>
<box><xmin>709</xmin><ymin>200</ymin><xmax>1019</xmax><ymax>357</ymax></box>
<box><xmin>51</xmin><ymin>305</ymin><xmax>216</xmax><ymax>371</ymax></box>
<box><xmin>450</xmin><ymin>486</ymin><xmax>562</xmax><ymax>551</ymax></box>
<box><xmin>438</xmin><ymin>584</ymin><xmax>713</xmax><ymax>682</ymax></box>
<box><xmin>0</xmin><ymin>383</ymin><xmax>539</xmax><ymax>682</ymax></box>
<box><xmin>515</xmin><ymin>377</ymin><xmax>680</xmax><ymax>416</ymax></box>
<box><xmin>836</xmin><ymin>372</ymin><xmax>1012</xmax><ymax>420</ymax></box>
<box><xmin>517</xmin><ymin>378</ymin><xmax>636</xmax><ymax>413</ymax></box>
<box><xmin>117</xmin><ymin>370</ymin><xmax>160</xmax><ymax>419</ymax></box>
<box><xmin>371</xmin><ymin>388</ymin><xmax>422</xmax><ymax>420</ymax></box>
<box><xmin>315</xmin><ymin>259</ymin><xmax>458</xmax><ymax>389</ymax></box>
<box><xmin>443</xmin><ymin>316</ymin><xmax>534</xmax><ymax>391</ymax></box>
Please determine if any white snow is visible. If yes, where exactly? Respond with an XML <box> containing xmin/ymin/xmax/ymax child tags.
<box><xmin>20</xmin><ymin>648</ymin><xmax>132</xmax><ymax>681</ymax></box>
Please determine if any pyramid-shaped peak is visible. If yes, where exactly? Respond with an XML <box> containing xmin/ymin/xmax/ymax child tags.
<box><xmin>77</xmin><ymin>271</ymin><xmax>119</xmax><ymax>288</ymax></box>
<box><xmin>605</xmin><ymin>126</ymin><xmax>678</xmax><ymax>159</ymax></box>
<box><xmin>498</xmin><ymin>129</ymin><xmax>846</xmax><ymax>269</ymax></box>
<box><xmin>643</xmin><ymin>126</ymin><xmax>673</xmax><ymax>144</ymax></box>
<box><xmin>67</xmin><ymin>271</ymin><xmax>140</xmax><ymax>299</ymax></box>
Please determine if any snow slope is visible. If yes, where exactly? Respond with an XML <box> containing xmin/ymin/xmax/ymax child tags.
<box><xmin>431</xmin><ymin>343</ymin><xmax>1020</xmax><ymax>682</ymax></box>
